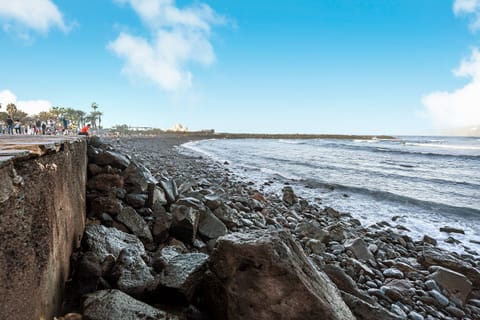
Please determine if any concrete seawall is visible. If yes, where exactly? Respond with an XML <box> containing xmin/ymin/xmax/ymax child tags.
<box><xmin>0</xmin><ymin>136</ymin><xmax>87</xmax><ymax>320</ymax></box>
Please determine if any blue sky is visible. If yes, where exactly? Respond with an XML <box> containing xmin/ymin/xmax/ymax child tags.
<box><xmin>0</xmin><ymin>0</ymin><xmax>479</xmax><ymax>135</ymax></box>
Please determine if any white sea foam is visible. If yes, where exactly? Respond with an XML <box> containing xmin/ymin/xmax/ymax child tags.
<box><xmin>406</xmin><ymin>142</ymin><xmax>480</xmax><ymax>150</ymax></box>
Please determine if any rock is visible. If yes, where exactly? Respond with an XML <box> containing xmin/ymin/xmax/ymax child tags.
<box><xmin>295</xmin><ymin>221</ymin><xmax>328</xmax><ymax>241</ymax></box>
<box><xmin>111</xmin><ymin>248</ymin><xmax>156</xmax><ymax>297</ymax></box>
<box><xmin>306</xmin><ymin>239</ymin><xmax>326</xmax><ymax>254</ymax></box>
<box><xmin>152</xmin><ymin>211</ymin><xmax>173</xmax><ymax>244</ymax></box>
<box><xmin>422</xmin><ymin>235</ymin><xmax>437</xmax><ymax>246</ymax></box>
<box><xmin>428</xmin><ymin>266</ymin><xmax>472</xmax><ymax>304</ymax></box>
<box><xmin>123</xmin><ymin>162</ymin><xmax>157</xmax><ymax>194</ymax></box>
<box><xmin>341</xmin><ymin>291</ymin><xmax>403</xmax><ymax>320</ymax></box>
<box><xmin>282</xmin><ymin>186</ymin><xmax>298</xmax><ymax>205</ymax></box>
<box><xmin>87</xmin><ymin>173</ymin><xmax>124</xmax><ymax>192</ymax></box>
<box><xmin>428</xmin><ymin>289</ymin><xmax>449</xmax><ymax>307</ymax></box>
<box><xmin>89</xmin><ymin>148</ymin><xmax>131</xmax><ymax>170</ymax></box>
<box><xmin>88</xmin><ymin>163</ymin><xmax>103</xmax><ymax>176</ymax></box>
<box><xmin>345</xmin><ymin>238</ymin><xmax>374</xmax><ymax>261</ymax></box>
<box><xmin>125</xmin><ymin>193</ymin><xmax>147</xmax><ymax>208</ymax></box>
<box><xmin>407</xmin><ymin>311</ymin><xmax>424</xmax><ymax>320</ymax></box>
<box><xmin>383</xmin><ymin>268</ymin><xmax>405</xmax><ymax>279</ymax></box>
<box><xmin>159</xmin><ymin>179</ymin><xmax>179</xmax><ymax>204</ymax></box>
<box><xmin>147</xmin><ymin>184</ymin><xmax>167</xmax><ymax>208</ymax></box>
<box><xmin>158</xmin><ymin>253</ymin><xmax>209</xmax><ymax>301</ymax></box>
<box><xmin>327</xmin><ymin>223</ymin><xmax>347</xmax><ymax>242</ymax></box>
<box><xmin>439</xmin><ymin>226</ymin><xmax>465</xmax><ymax>234</ymax></box>
<box><xmin>170</xmin><ymin>204</ymin><xmax>200</xmax><ymax>244</ymax></box>
<box><xmin>83</xmin><ymin>289</ymin><xmax>178</xmax><ymax>320</ymax></box>
<box><xmin>445</xmin><ymin>305</ymin><xmax>466</xmax><ymax>318</ymax></box>
<box><xmin>424</xmin><ymin>279</ymin><xmax>440</xmax><ymax>292</ymax></box>
<box><xmin>84</xmin><ymin>225</ymin><xmax>146</xmax><ymax>260</ymax></box>
<box><xmin>213</xmin><ymin>205</ymin><xmax>240</xmax><ymax>229</ymax></box>
<box><xmin>324</xmin><ymin>207</ymin><xmax>341</xmax><ymax>219</ymax></box>
<box><xmin>322</xmin><ymin>264</ymin><xmax>374</xmax><ymax>304</ymax></box>
<box><xmin>90</xmin><ymin>196</ymin><xmax>123</xmax><ymax>216</ymax></box>
<box><xmin>198</xmin><ymin>208</ymin><xmax>228</xmax><ymax>240</ymax></box>
<box><xmin>390</xmin><ymin>304</ymin><xmax>408</xmax><ymax>319</ymax></box>
<box><xmin>116</xmin><ymin>206</ymin><xmax>153</xmax><ymax>243</ymax></box>
<box><xmin>418</xmin><ymin>247</ymin><xmax>480</xmax><ymax>286</ymax></box>
<box><xmin>382</xmin><ymin>279</ymin><xmax>414</xmax><ymax>303</ymax></box>
<box><xmin>204</xmin><ymin>230</ymin><xmax>355</xmax><ymax>320</ymax></box>
<box><xmin>204</xmin><ymin>194</ymin><xmax>222</xmax><ymax>211</ymax></box>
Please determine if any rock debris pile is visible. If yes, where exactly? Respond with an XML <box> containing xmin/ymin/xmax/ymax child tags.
<box><xmin>60</xmin><ymin>136</ymin><xmax>480</xmax><ymax>320</ymax></box>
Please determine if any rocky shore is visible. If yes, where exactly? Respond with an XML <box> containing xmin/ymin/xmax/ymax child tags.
<box><xmin>59</xmin><ymin>135</ymin><xmax>480</xmax><ymax>320</ymax></box>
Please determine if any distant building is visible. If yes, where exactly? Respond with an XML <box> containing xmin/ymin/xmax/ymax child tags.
<box><xmin>168</xmin><ymin>123</ymin><xmax>188</xmax><ymax>132</ymax></box>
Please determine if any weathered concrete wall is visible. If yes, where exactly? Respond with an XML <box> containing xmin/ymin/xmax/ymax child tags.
<box><xmin>0</xmin><ymin>136</ymin><xmax>87</xmax><ymax>320</ymax></box>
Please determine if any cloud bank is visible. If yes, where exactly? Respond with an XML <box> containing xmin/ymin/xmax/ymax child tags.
<box><xmin>453</xmin><ymin>0</ymin><xmax>480</xmax><ymax>30</ymax></box>
<box><xmin>0</xmin><ymin>89</ymin><xmax>52</xmax><ymax>115</ymax></box>
<box><xmin>0</xmin><ymin>0</ymin><xmax>68</xmax><ymax>37</ymax></box>
<box><xmin>109</xmin><ymin>0</ymin><xmax>225</xmax><ymax>91</ymax></box>
<box><xmin>422</xmin><ymin>48</ymin><xmax>480</xmax><ymax>129</ymax></box>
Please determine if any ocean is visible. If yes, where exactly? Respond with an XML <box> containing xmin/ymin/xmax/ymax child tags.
<box><xmin>182</xmin><ymin>136</ymin><xmax>480</xmax><ymax>255</ymax></box>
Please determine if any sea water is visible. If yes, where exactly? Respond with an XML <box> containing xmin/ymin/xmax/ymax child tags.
<box><xmin>182</xmin><ymin>136</ymin><xmax>480</xmax><ymax>254</ymax></box>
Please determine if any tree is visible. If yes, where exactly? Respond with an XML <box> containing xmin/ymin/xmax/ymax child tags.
<box><xmin>6</xmin><ymin>103</ymin><xmax>17</xmax><ymax>118</ymax></box>
<box><xmin>90</xmin><ymin>102</ymin><xmax>99</xmax><ymax>129</ymax></box>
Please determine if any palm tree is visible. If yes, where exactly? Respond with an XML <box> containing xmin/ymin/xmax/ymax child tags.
<box><xmin>90</xmin><ymin>102</ymin><xmax>99</xmax><ymax>129</ymax></box>
<box><xmin>6</xmin><ymin>103</ymin><xmax>17</xmax><ymax>118</ymax></box>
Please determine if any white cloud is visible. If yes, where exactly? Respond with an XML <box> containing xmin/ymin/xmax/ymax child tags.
<box><xmin>0</xmin><ymin>0</ymin><xmax>68</xmax><ymax>36</ymax></box>
<box><xmin>453</xmin><ymin>0</ymin><xmax>480</xmax><ymax>31</ymax></box>
<box><xmin>109</xmin><ymin>0</ymin><xmax>225</xmax><ymax>91</ymax></box>
<box><xmin>422</xmin><ymin>48</ymin><xmax>480</xmax><ymax>129</ymax></box>
<box><xmin>0</xmin><ymin>89</ymin><xmax>51</xmax><ymax>115</ymax></box>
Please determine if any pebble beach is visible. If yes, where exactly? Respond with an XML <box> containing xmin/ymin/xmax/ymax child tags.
<box><xmin>59</xmin><ymin>134</ymin><xmax>480</xmax><ymax>320</ymax></box>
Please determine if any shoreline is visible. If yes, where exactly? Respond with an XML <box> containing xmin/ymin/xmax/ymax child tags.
<box><xmin>110</xmin><ymin>131</ymin><xmax>397</xmax><ymax>141</ymax></box>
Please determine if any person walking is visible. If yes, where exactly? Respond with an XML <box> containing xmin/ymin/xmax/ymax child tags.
<box><xmin>6</xmin><ymin>117</ymin><xmax>13</xmax><ymax>134</ymax></box>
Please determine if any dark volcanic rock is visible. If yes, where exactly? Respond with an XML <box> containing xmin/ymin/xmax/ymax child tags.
<box><xmin>282</xmin><ymin>186</ymin><xmax>298</xmax><ymax>206</ymax></box>
<box><xmin>83</xmin><ymin>289</ymin><xmax>178</xmax><ymax>320</ymax></box>
<box><xmin>204</xmin><ymin>230</ymin><xmax>355</xmax><ymax>320</ymax></box>
<box><xmin>88</xmin><ymin>148</ymin><xmax>131</xmax><ymax>170</ymax></box>
<box><xmin>87</xmin><ymin>173</ymin><xmax>124</xmax><ymax>192</ymax></box>
<box><xmin>116</xmin><ymin>206</ymin><xmax>153</xmax><ymax>243</ymax></box>
<box><xmin>341</xmin><ymin>292</ymin><xmax>403</xmax><ymax>320</ymax></box>
<box><xmin>84</xmin><ymin>225</ymin><xmax>146</xmax><ymax>260</ymax></box>
<box><xmin>122</xmin><ymin>162</ymin><xmax>157</xmax><ymax>194</ymax></box>
<box><xmin>89</xmin><ymin>196</ymin><xmax>123</xmax><ymax>216</ymax></box>
<box><xmin>158</xmin><ymin>252</ymin><xmax>209</xmax><ymax>301</ymax></box>
<box><xmin>169</xmin><ymin>204</ymin><xmax>200</xmax><ymax>244</ymax></box>
<box><xmin>159</xmin><ymin>179</ymin><xmax>179</xmax><ymax>204</ymax></box>
<box><xmin>110</xmin><ymin>248</ymin><xmax>156</xmax><ymax>298</ymax></box>
<box><xmin>198</xmin><ymin>208</ymin><xmax>228</xmax><ymax>240</ymax></box>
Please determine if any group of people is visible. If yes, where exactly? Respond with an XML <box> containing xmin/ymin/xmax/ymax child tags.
<box><xmin>0</xmin><ymin>117</ymin><xmax>92</xmax><ymax>136</ymax></box>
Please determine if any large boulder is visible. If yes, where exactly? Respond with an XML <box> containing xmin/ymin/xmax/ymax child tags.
<box><xmin>116</xmin><ymin>206</ymin><xmax>153</xmax><ymax>243</ymax></box>
<box><xmin>428</xmin><ymin>266</ymin><xmax>472</xmax><ymax>305</ymax></box>
<box><xmin>204</xmin><ymin>230</ymin><xmax>355</xmax><ymax>320</ymax></box>
<box><xmin>345</xmin><ymin>238</ymin><xmax>374</xmax><ymax>261</ymax></box>
<box><xmin>88</xmin><ymin>147</ymin><xmax>131</xmax><ymax>170</ymax></box>
<box><xmin>198</xmin><ymin>208</ymin><xmax>228</xmax><ymax>240</ymax></box>
<box><xmin>159</xmin><ymin>179</ymin><xmax>179</xmax><ymax>204</ymax></box>
<box><xmin>89</xmin><ymin>196</ymin><xmax>123</xmax><ymax>216</ymax></box>
<box><xmin>158</xmin><ymin>252</ymin><xmax>209</xmax><ymax>301</ymax></box>
<box><xmin>83</xmin><ymin>289</ymin><xmax>178</xmax><ymax>320</ymax></box>
<box><xmin>169</xmin><ymin>204</ymin><xmax>200</xmax><ymax>244</ymax></box>
<box><xmin>122</xmin><ymin>162</ymin><xmax>157</xmax><ymax>194</ymax></box>
<box><xmin>418</xmin><ymin>248</ymin><xmax>480</xmax><ymax>286</ymax></box>
<box><xmin>87</xmin><ymin>173</ymin><xmax>124</xmax><ymax>193</ymax></box>
<box><xmin>111</xmin><ymin>248</ymin><xmax>157</xmax><ymax>297</ymax></box>
<box><xmin>84</xmin><ymin>225</ymin><xmax>146</xmax><ymax>260</ymax></box>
